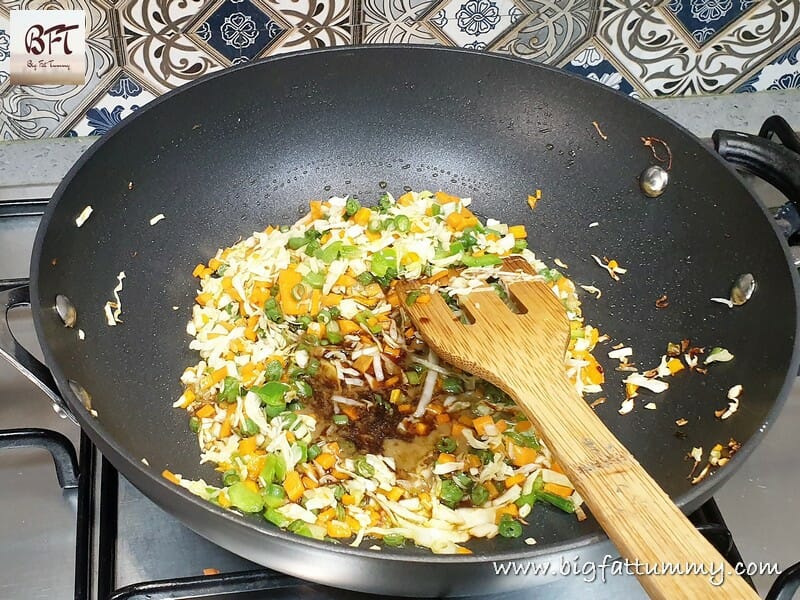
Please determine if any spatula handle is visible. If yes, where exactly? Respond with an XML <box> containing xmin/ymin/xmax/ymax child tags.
<box><xmin>510</xmin><ymin>376</ymin><xmax>759</xmax><ymax>599</ymax></box>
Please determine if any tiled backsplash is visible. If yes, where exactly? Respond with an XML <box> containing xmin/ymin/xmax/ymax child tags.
<box><xmin>0</xmin><ymin>1</ymin><xmax>798</xmax><ymax>140</ymax></box>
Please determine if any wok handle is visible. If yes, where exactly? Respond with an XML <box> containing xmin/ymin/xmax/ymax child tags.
<box><xmin>0</xmin><ymin>285</ymin><xmax>76</xmax><ymax>423</ymax></box>
<box><xmin>712</xmin><ymin>126</ymin><xmax>800</xmax><ymax>241</ymax></box>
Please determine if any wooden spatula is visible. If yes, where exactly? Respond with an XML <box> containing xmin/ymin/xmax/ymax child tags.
<box><xmin>396</xmin><ymin>256</ymin><xmax>757</xmax><ymax>599</ymax></box>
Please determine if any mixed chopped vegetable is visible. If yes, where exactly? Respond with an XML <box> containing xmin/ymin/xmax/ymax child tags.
<box><xmin>171</xmin><ymin>190</ymin><xmax>607</xmax><ymax>552</ymax></box>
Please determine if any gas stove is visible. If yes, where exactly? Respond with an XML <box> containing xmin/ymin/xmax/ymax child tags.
<box><xmin>1</xmin><ymin>119</ymin><xmax>800</xmax><ymax>600</ymax></box>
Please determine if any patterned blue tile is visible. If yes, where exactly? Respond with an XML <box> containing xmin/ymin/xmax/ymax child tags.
<box><xmin>65</xmin><ymin>71</ymin><xmax>157</xmax><ymax>137</ymax></box>
<box><xmin>0</xmin><ymin>24</ymin><xmax>9</xmax><ymax>86</ymax></box>
<box><xmin>424</xmin><ymin>0</ymin><xmax>529</xmax><ymax>50</ymax></box>
<box><xmin>735</xmin><ymin>43</ymin><xmax>800</xmax><ymax>93</ymax></box>
<box><xmin>200</xmin><ymin>0</ymin><xmax>286</xmax><ymax>63</ymax></box>
<box><xmin>562</xmin><ymin>45</ymin><xmax>638</xmax><ymax>97</ymax></box>
<box><xmin>667</xmin><ymin>0</ymin><xmax>754</xmax><ymax>46</ymax></box>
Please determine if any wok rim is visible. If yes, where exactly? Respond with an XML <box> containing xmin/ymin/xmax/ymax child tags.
<box><xmin>29</xmin><ymin>45</ymin><xmax>800</xmax><ymax>567</ymax></box>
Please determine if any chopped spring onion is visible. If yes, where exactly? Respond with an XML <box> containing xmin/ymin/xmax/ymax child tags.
<box><xmin>498</xmin><ymin>515</ymin><xmax>523</xmax><ymax>538</ymax></box>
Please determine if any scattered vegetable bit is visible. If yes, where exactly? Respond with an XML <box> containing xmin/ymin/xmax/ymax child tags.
<box><xmin>655</xmin><ymin>294</ymin><xmax>669</xmax><ymax>309</ymax></box>
<box><xmin>527</xmin><ymin>190</ymin><xmax>542</xmax><ymax>210</ymax></box>
<box><xmin>579</xmin><ymin>284</ymin><xmax>602</xmax><ymax>299</ymax></box>
<box><xmin>711</xmin><ymin>297</ymin><xmax>734</xmax><ymax>309</ymax></box>
<box><xmin>590</xmin><ymin>254</ymin><xmax>626</xmax><ymax>281</ymax></box>
<box><xmin>592</xmin><ymin>121</ymin><xmax>608</xmax><ymax>140</ymax></box>
<box><xmin>589</xmin><ymin>397</ymin><xmax>606</xmax><ymax>409</ymax></box>
<box><xmin>150</xmin><ymin>213</ymin><xmax>166</xmax><ymax>225</ymax></box>
<box><xmin>716</xmin><ymin>385</ymin><xmax>742</xmax><ymax>420</ymax></box>
<box><xmin>618</xmin><ymin>398</ymin><xmax>634</xmax><ymax>415</ymax></box>
<box><xmin>705</xmin><ymin>347</ymin><xmax>734</xmax><ymax>365</ymax></box>
<box><xmin>103</xmin><ymin>271</ymin><xmax>126</xmax><ymax>326</ymax></box>
<box><xmin>75</xmin><ymin>205</ymin><xmax>93</xmax><ymax>227</ymax></box>
<box><xmin>675</xmin><ymin>418</ymin><xmax>688</xmax><ymax>427</ymax></box>
<box><xmin>644</xmin><ymin>402</ymin><xmax>656</xmax><ymax>410</ymax></box>
<box><xmin>553</xmin><ymin>258</ymin><xmax>568</xmax><ymax>269</ymax></box>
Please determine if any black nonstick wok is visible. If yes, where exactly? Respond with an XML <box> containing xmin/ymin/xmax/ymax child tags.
<box><xmin>3</xmin><ymin>47</ymin><xmax>800</xmax><ymax>597</ymax></box>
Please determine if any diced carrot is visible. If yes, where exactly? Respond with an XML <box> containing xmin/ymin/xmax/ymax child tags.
<box><xmin>366</xmin><ymin>231</ymin><xmax>381</xmax><ymax>241</ymax></box>
<box><xmin>322</xmin><ymin>293</ymin><xmax>343</xmax><ymax>307</ymax></box>
<box><xmin>508</xmin><ymin>225</ymin><xmax>527</xmax><ymax>239</ymax></box>
<box><xmin>335</xmin><ymin>274</ymin><xmax>357</xmax><ymax>287</ymax></box>
<box><xmin>415</xmin><ymin>293</ymin><xmax>431</xmax><ymax>304</ymax></box>
<box><xmin>242</xmin><ymin>479</ymin><xmax>259</xmax><ymax>494</ymax></box>
<box><xmin>465</xmin><ymin>454</ymin><xmax>482</xmax><ymax>469</ymax></box>
<box><xmin>387</xmin><ymin>486</ymin><xmax>404</xmax><ymax>502</ymax></box>
<box><xmin>346</xmin><ymin>515</ymin><xmax>362</xmax><ymax>533</ymax></box>
<box><xmin>309</xmin><ymin>200</ymin><xmax>323</xmax><ymax>220</ymax></box>
<box><xmin>401</xmin><ymin>252</ymin><xmax>420</xmax><ymax>266</ymax></box>
<box><xmin>625</xmin><ymin>382</ymin><xmax>639</xmax><ymax>398</ymax></box>
<box><xmin>283</xmin><ymin>470</ymin><xmax>304</xmax><ymax>502</ymax></box>
<box><xmin>427</xmin><ymin>270</ymin><xmax>450</xmax><ymax>283</ymax></box>
<box><xmin>550</xmin><ymin>462</ymin><xmax>565</xmax><ymax>474</ymax></box>
<box><xmin>211</xmin><ymin>366</ymin><xmax>228</xmax><ymax>385</ymax></box>
<box><xmin>404</xmin><ymin>327</ymin><xmax>416</xmax><ymax>339</ymax></box>
<box><xmin>435</xmin><ymin>191</ymin><xmax>460</xmax><ymax>204</ymax></box>
<box><xmin>437</xmin><ymin>453</ymin><xmax>456</xmax><ymax>464</ymax></box>
<box><xmin>425</xmin><ymin>403</ymin><xmax>443</xmax><ymax>415</ymax></box>
<box><xmin>341</xmin><ymin>404</ymin><xmax>360</xmax><ymax>421</ymax></box>
<box><xmin>195</xmin><ymin>404</ymin><xmax>216</xmax><ymax>419</ymax></box>
<box><xmin>413</xmin><ymin>422</ymin><xmax>430</xmax><ymax>436</ymax></box>
<box><xmin>584</xmin><ymin>356</ymin><xmax>605</xmax><ymax>385</ymax></box>
<box><xmin>307</xmin><ymin>321</ymin><xmax>325</xmax><ymax>339</ymax></box>
<box><xmin>238</xmin><ymin>436</ymin><xmax>258</xmax><ymax>456</ymax></box>
<box><xmin>456</xmin><ymin>546</ymin><xmax>473</xmax><ymax>554</ymax></box>
<box><xmin>192</xmin><ymin>263</ymin><xmax>206</xmax><ymax>277</ymax></box>
<box><xmin>247</xmin><ymin>455</ymin><xmax>266</xmax><ymax>480</ymax></box>
<box><xmin>203</xmin><ymin>567</ymin><xmax>220</xmax><ymax>575</ymax></box>
<box><xmin>667</xmin><ymin>358</ymin><xmax>685</xmax><ymax>374</ymax></box>
<box><xmin>161</xmin><ymin>469</ymin><xmax>181</xmax><ymax>485</ymax></box>
<box><xmin>326</xmin><ymin>520</ymin><xmax>352</xmax><ymax>539</ymax></box>
<box><xmin>397</xmin><ymin>403</ymin><xmax>414</xmax><ymax>415</ymax></box>
<box><xmin>337</xmin><ymin>319</ymin><xmax>361</xmax><ymax>335</ymax></box>
<box><xmin>543</xmin><ymin>482</ymin><xmax>574</xmax><ymax>498</ymax></box>
<box><xmin>436</xmin><ymin>413</ymin><xmax>451</xmax><ymax>425</ymax></box>
<box><xmin>341</xmin><ymin>493</ymin><xmax>356</xmax><ymax>506</ymax></box>
<box><xmin>397</xmin><ymin>192</ymin><xmax>414</xmax><ymax>205</ymax></box>
<box><xmin>494</xmin><ymin>419</ymin><xmax>508</xmax><ymax>433</ymax></box>
<box><xmin>195</xmin><ymin>292</ymin><xmax>213</xmax><ymax>306</ymax></box>
<box><xmin>285</xmin><ymin>431</ymin><xmax>296</xmax><ymax>444</ymax></box>
<box><xmin>320</xmin><ymin>232</ymin><xmax>332</xmax><ymax>245</ymax></box>
<box><xmin>495</xmin><ymin>504</ymin><xmax>518</xmax><ymax>522</ymax></box>
<box><xmin>353</xmin><ymin>354</ymin><xmax>373</xmax><ymax>374</ymax></box>
<box><xmin>302</xmin><ymin>476</ymin><xmax>318</xmax><ymax>489</ymax></box>
<box><xmin>217</xmin><ymin>491</ymin><xmax>231</xmax><ymax>508</ymax></box>
<box><xmin>472</xmin><ymin>415</ymin><xmax>494</xmax><ymax>436</ymax></box>
<box><xmin>331</xmin><ymin>469</ymin><xmax>350</xmax><ymax>481</ymax></box>
<box><xmin>485</xmin><ymin>481</ymin><xmax>499</xmax><ymax>500</ymax></box>
<box><xmin>508</xmin><ymin>443</ymin><xmax>538</xmax><ymax>467</ymax></box>
<box><xmin>277</xmin><ymin>267</ymin><xmax>304</xmax><ymax>315</ymax></box>
<box><xmin>451</xmin><ymin>422</ymin><xmax>465</xmax><ymax>437</ymax></box>
<box><xmin>458</xmin><ymin>415</ymin><xmax>474</xmax><ymax>427</ymax></box>
<box><xmin>505</xmin><ymin>473</ymin><xmax>526</xmax><ymax>487</ymax></box>
<box><xmin>516</xmin><ymin>420</ymin><xmax>532</xmax><ymax>432</ymax></box>
<box><xmin>352</xmin><ymin>207</ymin><xmax>372</xmax><ymax>226</ymax></box>
<box><xmin>219</xmin><ymin>415</ymin><xmax>232</xmax><ymax>438</ymax></box>
<box><xmin>315</xmin><ymin>453</ymin><xmax>336</xmax><ymax>471</ymax></box>
<box><xmin>316</xmin><ymin>507</ymin><xmax>336</xmax><ymax>524</ymax></box>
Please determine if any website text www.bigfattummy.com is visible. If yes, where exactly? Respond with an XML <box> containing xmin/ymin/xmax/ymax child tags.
<box><xmin>492</xmin><ymin>555</ymin><xmax>781</xmax><ymax>586</ymax></box>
